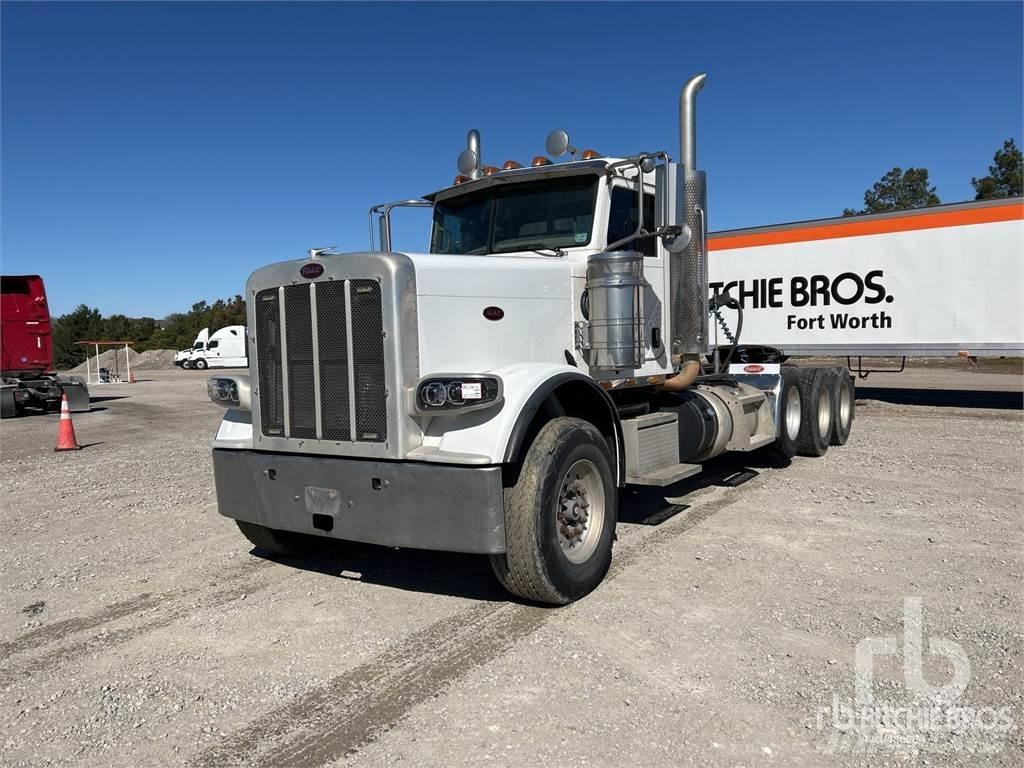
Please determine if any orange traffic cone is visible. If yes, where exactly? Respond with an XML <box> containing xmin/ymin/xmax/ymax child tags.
<box><xmin>54</xmin><ymin>393</ymin><xmax>82</xmax><ymax>452</ymax></box>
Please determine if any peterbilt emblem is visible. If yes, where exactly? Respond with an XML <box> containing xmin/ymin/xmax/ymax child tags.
<box><xmin>300</xmin><ymin>263</ymin><xmax>324</xmax><ymax>279</ymax></box>
<box><xmin>743</xmin><ymin>364</ymin><xmax>764</xmax><ymax>373</ymax></box>
<box><xmin>483</xmin><ymin>306</ymin><xmax>504</xmax><ymax>321</ymax></box>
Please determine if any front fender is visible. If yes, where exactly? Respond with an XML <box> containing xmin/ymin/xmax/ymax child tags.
<box><xmin>420</xmin><ymin>363</ymin><xmax>623</xmax><ymax>483</ymax></box>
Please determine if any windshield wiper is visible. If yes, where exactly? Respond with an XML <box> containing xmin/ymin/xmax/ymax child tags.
<box><xmin>499</xmin><ymin>243</ymin><xmax>567</xmax><ymax>257</ymax></box>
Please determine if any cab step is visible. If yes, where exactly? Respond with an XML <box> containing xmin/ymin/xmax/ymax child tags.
<box><xmin>626</xmin><ymin>462</ymin><xmax>702</xmax><ymax>487</ymax></box>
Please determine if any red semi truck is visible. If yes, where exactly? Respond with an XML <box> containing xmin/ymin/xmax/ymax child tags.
<box><xmin>1</xmin><ymin>275</ymin><xmax>89</xmax><ymax>417</ymax></box>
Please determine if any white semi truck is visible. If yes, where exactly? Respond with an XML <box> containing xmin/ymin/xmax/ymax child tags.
<box><xmin>175</xmin><ymin>328</ymin><xmax>208</xmax><ymax>368</ymax></box>
<box><xmin>178</xmin><ymin>326</ymin><xmax>248</xmax><ymax>369</ymax></box>
<box><xmin>207</xmin><ymin>74</ymin><xmax>854</xmax><ymax>604</ymax></box>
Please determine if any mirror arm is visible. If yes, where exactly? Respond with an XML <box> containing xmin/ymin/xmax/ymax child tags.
<box><xmin>603</xmin><ymin>152</ymin><xmax>668</xmax><ymax>253</ymax></box>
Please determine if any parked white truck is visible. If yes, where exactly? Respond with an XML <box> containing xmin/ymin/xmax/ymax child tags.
<box><xmin>185</xmin><ymin>325</ymin><xmax>247</xmax><ymax>370</ymax></box>
<box><xmin>178</xmin><ymin>326</ymin><xmax>247</xmax><ymax>369</ymax></box>
<box><xmin>207</xmin><ymin>74</ymin><xmax>853</xmax><ymax>604</ymax></box>
<box><xmin>175</xmin><ymin>328</ymin><xmax>209</xmax><ymax>368</ymax></box>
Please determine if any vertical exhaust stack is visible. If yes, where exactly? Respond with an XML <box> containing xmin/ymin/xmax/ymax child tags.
<box><xmin>670</xmin><ymin>73</ymin><xmax>710</xmax><ymax>360</ymax></box>
<box><xmin>467</xmin><ymin>129</ymin><xmax>483</xmax><ymax>180</ymax></box>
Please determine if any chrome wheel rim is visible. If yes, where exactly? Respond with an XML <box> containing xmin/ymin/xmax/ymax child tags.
<box><xmin>556</xmin><ymin>459</ymin><xmax>605</xmax><ymax>564</ymax></box>
<box><xmin>817</xmin><ymin>387</ymin><xmax>832</xmax><ymax>437</ymax></box>
<box><xmin>785</xmin><ymin>387</ymin><xmax>801</xmax><ymax>441</ymax></box>
<box><xmin>839</xmin><ymin>383</ymin><xmax>852</xmax><ymax>428</ymax></box>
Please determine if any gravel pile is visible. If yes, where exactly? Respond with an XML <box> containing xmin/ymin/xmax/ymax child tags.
<box><xmin>66</xmin><ymin>348</ymin><xmax>179</xmax><ymax>375</ymax></box>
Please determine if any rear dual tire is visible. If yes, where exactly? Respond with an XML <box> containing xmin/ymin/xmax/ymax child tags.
<box><xmin>829</xmin><ymin>368</ymin><xmax>855</xmax><ymax>445</ymax></box>
<box><xmin>796</xmin><ymin>367</ymin><xmax>834</xmax><ymax>457</ymax></box>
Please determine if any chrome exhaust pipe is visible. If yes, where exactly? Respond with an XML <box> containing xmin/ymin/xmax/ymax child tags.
<box><xmin>467</xmin><ymin>129</ymin><xmax>482</xmax><ymax>179</ymax></box>
<box><xmin>679</xmin><ymin>73</ymin><xmax>706</xmax><ymax>170</ymax></box>
<box><xmin>667</xmin><ymin>72</ymin><xmax>709</xmax><ymax>368</ymax></box>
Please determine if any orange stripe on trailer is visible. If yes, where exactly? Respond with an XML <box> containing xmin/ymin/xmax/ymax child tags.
<box><xmin>709</xmin><ymin>201</ymin><xmax>1024</xmax><ymax>251</ymax></box>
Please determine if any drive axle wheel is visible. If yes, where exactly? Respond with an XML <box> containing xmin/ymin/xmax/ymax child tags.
<box><xmin>796</xmin><ymin>367</ymin><xmax>834</xmax><ymax>457</ymax></box>
<box><xmin>193</xmin><ymin>358</ymin><xmax>208</xmax><ymax>370</ymax></box>
<box><xmin>829</xmin><ymin>368</ymin><xmax>855</xmax><ymax>445</ymax></box>
<box><xmin>490</xmin><ymin>417</ymin><xmax>617</xmax><ymax>605</ymax></box>
<box><xmin>771</xmin><ymin>366</ymin><xmax>802</xmax><ymax>458</ymax></box>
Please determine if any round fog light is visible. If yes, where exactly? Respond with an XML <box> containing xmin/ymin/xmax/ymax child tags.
<box><xmin>423</xmin><ymin>381</ymin><xmax>447</xmax><ymax>407</ymax></box>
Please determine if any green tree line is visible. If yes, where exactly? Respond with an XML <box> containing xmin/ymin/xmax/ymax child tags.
<box><xmin>52</xmin><ymin>295</ymin><xmax>245</xmax><ymax>369</ymax></box>
<box><xmin>844</xmin><ymin>137</ymin><xmax>1022</xmax><ymax>215</ymax></box>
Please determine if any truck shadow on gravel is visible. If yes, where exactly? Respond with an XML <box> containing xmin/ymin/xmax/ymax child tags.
<box><xmin>249</xmin><ymin>451</ymin><xmax>787</xmax><ymax>602</ymax></box>
<box><xmin>856</xmin><ymin>387</ymin><xmax>1022</xmax><ymax>410</ymax></box>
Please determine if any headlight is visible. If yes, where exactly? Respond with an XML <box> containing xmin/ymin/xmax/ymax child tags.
<box><xmin>415</xmin><ymin>375</ymin><xmax>502</xmax><ymax>414</ymax></box>
<box><xmin>208</xmin><ymin>374</ymin><xmax>251</xmax><ymax>410</ymax></box>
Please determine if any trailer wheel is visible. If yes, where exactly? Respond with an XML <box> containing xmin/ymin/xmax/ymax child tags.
<box><xmin>796</xmin><ymin>368</ymin><xmax>833</xmax><ymax>457</ymax></box>
<box><xmin>193</xmin><ymin>358</ymin><xmax>208</xmax><ymax>370</ymax></box>
<box><xmin>829</xmin><ymin>368</ymin><xmax>855</xmax><ymax>446</ymax></box>
<box><xmin>490</xmin><ymin>417</ymin><xmax>617</xmax><ymax>605</ymax></box>
<box><xmin>771</xmin><ymin>366</ymin><xmax>802</xmax><ymax>458</ymax></box>
<box><xmin>235</xmin><ymin>521</ymin><xmax>316</xmax><ymax>556</ymax></box>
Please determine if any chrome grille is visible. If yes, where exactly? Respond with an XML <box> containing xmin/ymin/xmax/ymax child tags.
<box><xmin>284</xmin><ymin>284</ymin><xmax>316</xmax><ymax>439</ymax></box>
<box><xmin>254</xmin><ymin>288</ymin><xmax>284</xmax><ymax>436</ymax></box>
<box><xmin>254</xmin><ymin>280</ymin><xmax>387</xmax><ymax>444</ymax></box>
<box><xmin>315</xmin><ymin>281</ymin><xmax>351</xmax><ymax>441</ymax></box>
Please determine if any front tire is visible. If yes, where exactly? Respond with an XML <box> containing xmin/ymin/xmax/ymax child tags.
<box><xmin>236</xmin><ymin>520</ymin><xmax>317</xmax><ymax>556</ymax></box>
<box><xmin>193</xmin><ymin>358</ymin><xmax>208</xmax><ymax>370</ymax></box>
<box><xmin>490</xmin><ymin>417</ymin><xmax>617</xmax><ymax>605</ymax></box>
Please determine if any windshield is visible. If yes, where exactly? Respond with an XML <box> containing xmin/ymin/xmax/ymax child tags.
<box><xmin>430</xmin><ymin>175</ymin><xmax>598</xmax><ymax>255</ymax></box>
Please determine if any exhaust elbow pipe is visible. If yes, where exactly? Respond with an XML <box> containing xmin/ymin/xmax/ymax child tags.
<box><xmin>679</xmin><ymin>73</ymin><xmax>706</xmax><ymax>170</ymax></box>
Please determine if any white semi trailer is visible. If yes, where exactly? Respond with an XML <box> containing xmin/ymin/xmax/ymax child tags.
<box><xmin>707</xmin><ymin>197</ymin><xmax>1024</xmax><ymax>368</ymax></box>
<box><xmin>207</xmin><ymin>74</ymin><xmax>853</xmax><ymax>604</ymax></box>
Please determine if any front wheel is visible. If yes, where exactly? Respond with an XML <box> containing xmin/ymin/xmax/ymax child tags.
<box><xmin>490</xmin><ymin>417</ymin><xmax>617</xmax><ymax>605</ymax></box>
<box><xmin>193</xmin><ymin>358</ymin><xmax>208</xmax><ymax>370</ymax></box>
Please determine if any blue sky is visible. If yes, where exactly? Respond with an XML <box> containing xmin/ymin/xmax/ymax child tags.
<box><xmin>3</xmin><ymin>1</ymin><xmax>1022</xmax><ymax>317</ymax></box>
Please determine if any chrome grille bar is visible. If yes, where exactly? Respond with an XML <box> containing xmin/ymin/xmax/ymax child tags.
<box><xmin>278</xmin><ymin>285</ymin><xmax>290</xmax><ymax>437</ymax></box>
<box><xmin>309</xmin><ymin>282</ymin><xmax>323</xmax><ymax>439</ymax></box>
<box><xmin>344</xmin><ymin>279</ymin><xmax>357</xmax><ymax>442</ymax></box>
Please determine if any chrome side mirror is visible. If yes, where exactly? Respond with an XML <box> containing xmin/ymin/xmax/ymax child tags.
<box><xmin>457</xmin><ymin>149</ymin><xmax>479</xmax><ymax>176</ymax></box>
<box><xmin>663</xmin><ymin>224</ymin><xmax>693</xmax><ymax>253</ymax></box>
<box><xmin>545</xmin><ymin>129</ymin><xmax>575</xmax><ymax>158</ymax></box>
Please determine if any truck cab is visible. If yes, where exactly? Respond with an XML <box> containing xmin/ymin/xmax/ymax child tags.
<box><xmin>187</xmin><ymin>325</ymin><xmax>247</xmax><ymax>370</ymax></box>
<box><xmin>207</xmin><ymin>74</ymin><xmax>852</xmax><ymax>603</ymax></box>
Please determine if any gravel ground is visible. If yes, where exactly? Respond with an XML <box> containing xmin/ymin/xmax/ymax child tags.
<box><xmin>1</xmin><ymin>368</ymin><xmax>1021</xmax><ymax>767</ymax></box>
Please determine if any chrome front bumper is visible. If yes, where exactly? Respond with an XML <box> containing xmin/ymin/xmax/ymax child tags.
<box><xmin>212</xmin><ymin>449</ymin><xmax>505</xmax><ymax>554</ymax></box>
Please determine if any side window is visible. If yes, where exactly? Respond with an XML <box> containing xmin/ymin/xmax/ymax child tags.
<box><xmin>606</xmin><ymin>187</ymin><xmax>657</xmax><ymax>257</ymax></box>
<box><xmin>208</xmin><ymin>340</ymin><xmax>219</xmax><ymax>349</ymax></box>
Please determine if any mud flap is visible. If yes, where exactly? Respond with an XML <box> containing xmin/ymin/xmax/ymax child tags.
<box><xmin>60</xmin><ymin>382</ymin><xmax>91</xmax><ymax>413</ymax></box>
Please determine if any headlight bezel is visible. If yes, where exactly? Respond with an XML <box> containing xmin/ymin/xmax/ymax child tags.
<box><xmin>414</xmin><ymin>374</ymin><xmax>503</xmax><ymax>415</ymax></box>
<box><xmin>207</xmin><ymin>374</ymin><xmax>251</xmax><ymax>411</ymax></box>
